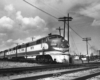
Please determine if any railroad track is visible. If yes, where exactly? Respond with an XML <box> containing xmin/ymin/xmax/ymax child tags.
<box><xmin>12</xmin><ymin>66</ymin><xmax>99</xmax><ymax>80</ymax></box>
<box><xmin>73</xmin><ymin>70</ymin><xmax>100</xmax><ymax>80</ymax></box>
<box><xmin>1</xmin><ymin>63</ymin><xmax>100</xmax><ymax>80</ymax></box>
<box><xmin>0</xmin><ymin>64</ymin><xmax>82</xmax><ymax>75</ymax></box>
<box><xmin>0</xmin><ymin>62</ymin><xmax>99</xmax><ymax>75</ymax></box>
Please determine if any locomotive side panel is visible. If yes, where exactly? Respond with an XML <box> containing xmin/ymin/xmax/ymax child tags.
<box><xmin>0</xmin><ymin>34</ymin><xmax>69</xmax><ymax>63</ymax></box>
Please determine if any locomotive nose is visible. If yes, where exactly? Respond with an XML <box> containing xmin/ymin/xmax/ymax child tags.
<box><xmin>50</xmin><ymin>38</ymin><xmax>69</xmax><ymax>48</ymax></box>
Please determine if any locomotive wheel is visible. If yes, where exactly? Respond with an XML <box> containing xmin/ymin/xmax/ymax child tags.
<box><xmin>36</xmin><ymin>55</ymin><xmax>53</xmax><ymax>63</ymax></box>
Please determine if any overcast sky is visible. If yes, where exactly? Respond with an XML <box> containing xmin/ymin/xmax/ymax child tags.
<box><xmin>0</xmin><ymin>0</ymin><xmax>100</xmax><ymax>55</ymax></box>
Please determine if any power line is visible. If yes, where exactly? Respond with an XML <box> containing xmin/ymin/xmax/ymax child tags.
<box><xmin>23</xmin><ymin>0</ymin><xmax>58</xmax><ymax>19</ymax></box>
<box><xmin>70</xmin><ymin>32</ymin><xmax>79</xmax><ymax>55</ymax></box>
<box><xmin>23</xmin><ymin>0</ymin><xmax>93</xmax><ymax>48</ymax></box>
<box><xmin>46</xmin><ymin>3</ymin><xmax>93</xmax><ymax>48</ymax></box>
<box><xmin>69</xmin><ymin>26</ymin><xmax>83</xmax><ymax>39</ymax></box>
<box><xmin>42</xmin><ymin>1</ymin><xmax>84</xmax><ymax>39</ymax></box>
<box><xmin>42</xmin><ymin>2</ymin><xmax>66</xmax><ymax>16</ymax></box>
<box><xmin>23</xmin><ymin>0</ymin><xmax>83</xmax><ymax>39</ymax></box>
<box><xmin>83</xmin><ymin>37</ymin><xmax>91</xmax><ymax>63</ymax></box>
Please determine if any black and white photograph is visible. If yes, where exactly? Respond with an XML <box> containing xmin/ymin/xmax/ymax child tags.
<box><xmin>0</xmin><ymin>0</ymin><xmax>100</xmax><ymax>80</ymax></box>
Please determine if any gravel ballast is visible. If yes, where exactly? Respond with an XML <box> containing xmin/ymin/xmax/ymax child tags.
<box><xmin>0</xmin><ymin>61</ymin><xmax>43</xmax><ymax>69</ymax></box>
<box><xmin>38</xmin><ymin>67</ymin><xmax>100</xmax><ymax>80</ymax></box>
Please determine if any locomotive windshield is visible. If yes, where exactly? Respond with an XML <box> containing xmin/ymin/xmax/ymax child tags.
<box><xmin>49</xmin><ymin>35</ymin><xmax>63</xmax><ymax>39</ymax></box>
<box><xmin>48</xmin><ymin>35</ymin><xmax>68</xmax><ymax>49</ymax></box>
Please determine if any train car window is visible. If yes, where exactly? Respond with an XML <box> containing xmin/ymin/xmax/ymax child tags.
<box><xmin>5</xmin><ymin>50</ymin><xmax>8</xmax><ymax>52</ymax></box>
<box><xmin>45</xmin><ymin>37</ymin><xmax>47</xmax><ymax>41</ymax></box>
<box><xmin>49</xmin><ymin>35</ymin><xmax>57</xmax><ymax>39</ymax></box>
<box><xmin>31</xmin><ymin>41</ymin><xmax>36</xmax><ymax>45</ymax></box>
<box><xmin>43</xmin><ymin>38</ymin><xmax>45</xmax><ymax>42</ymax></box>
<box><xmin>9</xmin><ymin>49</ymin><xmax>12</xmax><ymax>51</ymax></box>
<box><xmin>26</xmin><ymin>43</ymin><xmax>30</xmax><ymax>47</ymax></box>
<box><xmin>41</xmin><ymin>39</ymin><xmax>43</xmax><ymax>43</ymax></box>
<box><xmin>17</xmin><ymin>45</ymin><xmax>21</xmax><ymax>49</ymax></box>
<box><xmin>36</xmin><ymin>40</ymin><xmax>41</xmax><ymax>44</ymax></box>
<box><xmin>50</xmin><ymin>35</ymin><xmax>63</xmax><ymax>39</ymax></box>
<box><xmin>13</xmin><ymin>47</ymin><xmax>16</xmax><ymax>50</ymax></box>
<box><xmin>41</xmin><ymin>38</ymin><xmax>46</xmax><ymax>43</ymax></box>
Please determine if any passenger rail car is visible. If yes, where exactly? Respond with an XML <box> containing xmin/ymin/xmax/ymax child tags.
<box><xmin>0</xmin><ymin>34</ymin><xmax>70</xmax><ymax>63</ymax></box>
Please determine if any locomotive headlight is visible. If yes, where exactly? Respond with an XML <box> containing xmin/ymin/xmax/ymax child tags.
<box><xmin>41</xmin><ymin>43</ymin><xmax>49</xmax><ymax>49</ymax></box>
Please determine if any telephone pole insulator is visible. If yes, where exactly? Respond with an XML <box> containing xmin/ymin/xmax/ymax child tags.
<box><xmin>56</xmin><ymin>27</ymin><xmax>63</xmax><ymax>36</ymax></box>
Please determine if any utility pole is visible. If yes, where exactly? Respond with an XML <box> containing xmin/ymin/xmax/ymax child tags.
<box><xmin>4</xmin><ymin>50</ymin><xmax>6</xmax><ymax>59</ymax></box>
<box><xmin>32</xmin><ymin>37</ymin><xmax>34</xmax><ymax>41</ymax></box>
<box><xmin>25</xmin><ymin>43</ymin><xmax>27</xmax><ymax>59</ymax></box>
<box><xmin>22</xmin><ymin>43</ymin><xmax>27</xmax><ymax>59</ymax></box>
<box><xmin>15</xmin><ymin>43</ymin><xmax>18</xmax><ymax>58</ymax></box>
<box><xmin>83</xmin><ymin>37</ymin><xmax>91</xmax><ymax>63</ymax></box>
<box><xmin>58</xmin><ymin>13</ymin><xmax>73</xmax><ymax>51</ymax></box>
<box><xmin>26</xmin><ymin>43</ymin><xmax>30</xmax><ymax>59</ymax></box>
<box><xmin>56</xmin><ymin>27</ymin><xmax>63</xmax><ymax>36</ymax></box>
<box><xmin>98</xmin><ymin>50</ymin><xmax>100</xmax><ymax>59</ymax></box>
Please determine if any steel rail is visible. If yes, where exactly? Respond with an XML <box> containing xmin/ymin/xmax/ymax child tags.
<box><xmin>0</xmin><ymin>64</ymin><xmax>82</xmax><ymax>74</ymax></box>
<box><xmin>12</xmin><ymin>66</ymin><xmax>99</xmax><ymax>80</ymax></box>
<box><xmin>73</xmin><ymin>71</ymin><xmax>100</xmax><ymax>80</ymax></box>
<box><xmin>0</xmin><ymin>62</ymin><xmax>100</xmax><ymax>74</ymax></box>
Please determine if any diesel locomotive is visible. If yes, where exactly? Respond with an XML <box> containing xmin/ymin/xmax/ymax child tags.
<box><xmin>0</xmin><ymin>34</ymin><xmax>70</xmax><ymax>63</ymax></box>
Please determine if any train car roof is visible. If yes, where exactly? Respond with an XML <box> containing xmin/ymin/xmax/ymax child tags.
<box><xmin>18</xmin><ymin>34</ymin><xmax>63</xmax><ymax>48</ymax></box>
<box><xmin>0</xmin><ymin>34</ymin><xmax>64</xmax><ymax>52</ymax></box>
